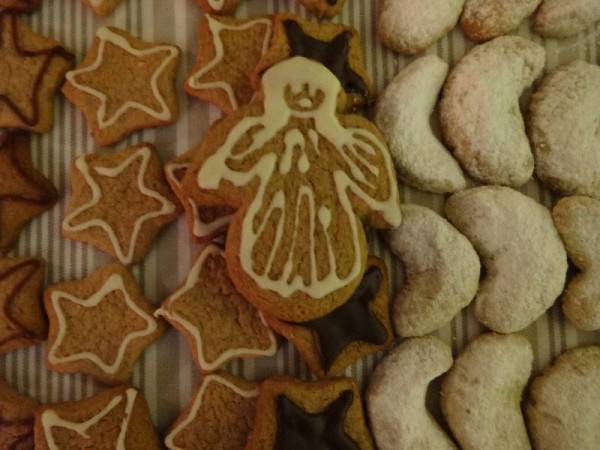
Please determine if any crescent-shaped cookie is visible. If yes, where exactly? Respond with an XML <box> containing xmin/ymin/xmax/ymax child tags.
<box><xmin>445</xmin><ymin>186</ymin><xmax>567</xmax><ymax>333</ymax></box>
<box><xmin>440</xmin><ymin>36</ymin><xmax>545</xmax><ymax>186</ymax></box>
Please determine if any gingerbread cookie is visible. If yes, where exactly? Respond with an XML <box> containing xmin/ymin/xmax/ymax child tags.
<box><xmin>185</xmin><ymin>14</ymin><xmax>272</xmax><ymax>113</ymax></box>
<box><xmin>253</xmin><ymin>13</ymin><xmax>376</xmax><ymax>111</ymax></box>
<box><xmin>0</xmin><ymin>12</ymin><xmax>73</xmax><ymax>133</ymax></box>
<box><xmin>378</xmin><ymin>0</ymin><xmax>465</xmax><ymax>55</ymax></box>
<box><xmin>62</xmin><ymin>26</ymin><xmax>180</xmax><ymax>146</ymax></box>
<box><xmin>534</xmin><ymin>0</ymin><xmax>600</xmax><ymax>38</ymax></box>
<box><xmin>445</xmin><ymin>186</ymin><xmax>567</xmax><ymax>333</ymax></box>
<box><xmin>195</xmin><ymin>0</ymin><xmax>241</xmax><ymax>15</ymax></box>
<box><xmin>441</xmin><ymin>333</ymin><xmax>533</xmax><ymax>450</ymax></box>
<box><xmin>44</xmin><ymin>261</ymin><xmax>165</xmax><ymax>385</ymax></box>
<box><xmin>299</xmin><ymin>0</ymin><xmax>346</xmax><ymax>18</ymax></box>
<box><xmin>440</xmin><ymin>36</ymin><xmax>545</xmax><ymax>186</ymax></box>
<box><xmin>156</xmin><ymin>243</ymin><xmax>277</xmax><ymax>372</ymax></box>
<box><xmin>0</xmin><ymin>0</ymin><xmax>41</xmax><ymax>11</ymax></box>
<box><xmin>183</xmin><ymin>56</ymin><xmax>401</xmax><ymax>322</ymax></box>
<box><xmin>0</xmin><ymin>378</ymin><xmax>38</xmax><ymax>450</ymax></box>
<box><xmin>265</xmin><ymin>256</ymin><xmax>392</xmax><ymax>378</ymax></box>
<box><xmin>80</xmin><ymin>0</ymin><xmax>121</xmax><ymax>15</ymax></box>
<box><xmin>35</xmin><ymin>386</ymin><xmax>161</xmax><ymax>449</ymax></box>
<box><xmin>387</xmin><ymin>204</ymin><xmax>480</xmax><ymax>337</ymax></box>
<box><xmin>375</xmin><ymin>55</ymin><xmax>466</xmax><ymax>193</ymax></box>
<box><xmin>62</xmin><ymin>143</ymin><xmax>179</xmax><ymax>265</ymax></box>
<box><xmin>460</xmin><ymin>0</ymin><xmax>542</xmax><ymax>42</ymax></box>
<box><xmin>165</xmin><ymin>372</ymin><xmax>259</xmax><ymax>450</ymax></box>
<box><xmin>552</xmin><ymin>196</ymin><xmax>600</xmax><ymax>330</ymax></box>
<box><xmin>529</xmin><ymin>61</ymin><xmax>600</xmax><ymax>199</ymax></box>
<box><xmin>245</xmin><ymin>376</ymin><xmax>375</xmax><ymax>450</ymax></box>
<box><xmin>0</xmin><ymin>256</ymin><xmax>47</xmax><ymax>355</ymax></box>
<box><xmin>366</xmin><ymin>337</ymin><xmax>457</xmax><ymax>450</ymax></box>
<box><xmin>526</xmin><ymin>345</ymin><xmax>600</xmax><ymax>450</ymax></box>
<box><xmin>0</xmin><ymin>132</ymin><xmax>58</xmax><ymax>253</ymax></box>
<box><xmin>164</xmin><ymin>151</ymin><xmax>232</xmax><ymax>242</ymax></box>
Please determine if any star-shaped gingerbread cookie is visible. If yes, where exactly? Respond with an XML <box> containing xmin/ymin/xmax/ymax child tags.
<box><xmin>44</xmin><ymin>262</ymin><xmax>165</xmax><ymax>385</ymax></box>
<box><xmin>0</xmin><ymin>378</ymin><xmax>38</xmax><ymax>450</ymax></box>
<box><xmin>0</xmin><ymin>13</ymin><xmax>73</xmax><ymax>132</ymax></box>
<box><xmin>62</xmin><ymin>26</ymin><xmax>181</xmax><ymax>146</ymax></box>
<box><xmin>156</xmin><ymin>243</ymin><xmax>277</xmax><ymax>372</ymax></box>
<box><xmin>0</xmin><ymin>132</ymin><xmax>58</xmax><ymax>253</ymax></box>
<box><xmin>62</xmin><ymin>143</ymin><xmax>179</xmax><ymax>265</ymax></box>
<box><xmin>185</xmin><ymin>14</ymin><xmax>272</xmax><ymax>112</ymax></box>
<box><xmin>35</xmin><ymin>386</ymin><xmax>161</xmax><ymax>449</ymax></box>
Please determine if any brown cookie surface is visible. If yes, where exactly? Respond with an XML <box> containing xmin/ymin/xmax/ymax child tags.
<box><xmin>0</xmin><ymin>0</ymin><xmax>41</xmax><ymax>11</ymax></box>
<box><xmin>299</xmin><ymin>0</ymin><xmax>346</xmax><ymax>18</ymax></box>
<box><xmin>195</xmin><ymin>0</ymin><xmax>241</xmax><ymax>15</ymax></box>
<box><xmin>80</xmin><ymin>0</ymin><xmax>121</xmax><ymax>15</ymax></box>
<box><xmin>0</xmin><ymin>378</ymin><xmax>38</xmax><ymax>450</ymax></box>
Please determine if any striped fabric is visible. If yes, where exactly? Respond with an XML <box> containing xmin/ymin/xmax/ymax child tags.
<box><xmin>1</xmin><ymin>0</ymin><xmax>599</xmax><ymax>433</ymax></box>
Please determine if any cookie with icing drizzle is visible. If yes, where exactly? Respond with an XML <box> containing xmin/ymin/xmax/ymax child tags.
<box><xmin>61</xmin><ymin>26</ymin><xmax>180</xmax><ymax>146</ymax></box>
<box><xmin>44</xmin><ymin>261</ymin><xmax>166</xmax><ymax>385</ymax></box>
<box><xmin>185</xmin><ymin>14</ymin><xmax>272</xmax><ymax>113</ymax></box>
<box><xmin>34</xmin><ymin>386</ymin><xmax>161</xmax><ymax>450</ymax></box>
<box><xmin>0</xmin><ymin>12</ymin><xmax>74</xmax><ymax>133</ymax></box>
<box><xmin>164</xmin><ymin>372</ymin><xmax>259</xmax><ymax>450</ymax></box>
<box><xmin>165</xmin><ymin>150</ymin><xmax>232</xmax><ymax>242</ymax></box>
<box><xmin>265</xmin><ymin>256</ymin><xmax>392</xmax><ymax>377</ymax></box>
<box><xmin>80</xmin><ymin>0</ymin><xmax>121</xmax><ymax>15</ymax></box>
<box><xmin>183</xmin><ymin>56</ymin><xmax>401</xmax><ymax>322</ymax></box>
<box><xmin>245</xmin><ymin>376</ymin><xmax>375</xmax><ymax>450</ymax></box>
<box><xmin>0</xmin><ymin>378</ymin><xmax>38</xmax><ymax>450</ymax></box>
<box><xmin>195</xmin><ymin>0</ymin><xmax>241</xmax><ymax>15</ymax></box>
<box><xmin>0</xmin><ymin>132</ymin><xmax>58</xmax><ymax>253</ymax></box>
<box><xmin>0</xmin><ymin>256</ymin><xmax>47</xmax><ymax>355</ymax></box>
<box><xmin>156</xmin><ymin>243</ymin><xmax>277</xmax><ymax>372</ymax></box>
<box><xmin>299</xmin><ymin>0</ymin><xmax>346</xmax><ymax>18</ymax></box>
<box><xmin>62</xmin><ymin>142</ymin><xmax>180</xmax><ymax>265</ymax></box>
<box><xmin>252</xmin><ymin>13</ymin><xmax>376</xmax><ymax>111</ymax></box>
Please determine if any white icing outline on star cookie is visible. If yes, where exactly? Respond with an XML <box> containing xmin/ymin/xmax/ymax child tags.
<box><xmin>42</xmin><ymin>388</ymin><xmax>137</xmax><ymax>450</ymax></box>
<box><xmin>65</xmin><ymin>26</ymin><xmax>179</xmax><ymax>129</ymax></box>
<box><xmin>187</xmin><ymin>14</ymin><xmax>272</xmax><ymax>110</ymax></box>
<box><xmin>62</xmin><ymin>145</ymin><xmax>177</xmax><ymax>265</ymax></box>
<box><xmin>155</xmin><ymin>243</ymin><xmax>277</xmax><ymax>371</ymax></box>
<box><xmin>47</xmin><ymin>273</ymin><xmax>158</xmax><ymax>375</ymax></box>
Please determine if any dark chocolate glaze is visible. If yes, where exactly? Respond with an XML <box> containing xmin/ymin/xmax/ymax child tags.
<box><xmin>327</xmin><ymin>0</ymin><xmax>337</xmax><ymax>5</ymax></box>
<box><xmin>274</xmin><ymin>390</ymin><xmax>359</xmax><ymax>450</ymax></box>
<box><xmin>304</xmin><ymin>265</ymin><xmax>387</xmax><ymax>372</ymax></box>
<box><xmin>1</xmin><ymin>419</ymin><xmax>34</xmax><ymax>450</ymax></box>
<box><xmin>283</xmin><ymin>19</ymin><xmax>369</xmax><ymax>97</ymax></box>
<box><xmin>0</xmin><ymin>13</ymin><xmax>73</xmax><ymax>127</ymax></box>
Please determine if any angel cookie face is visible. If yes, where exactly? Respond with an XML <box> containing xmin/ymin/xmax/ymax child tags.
<box><xmin>184</xmin><ymin>56</ymin><xmax>401</xmax><ymax>322</ymax></box>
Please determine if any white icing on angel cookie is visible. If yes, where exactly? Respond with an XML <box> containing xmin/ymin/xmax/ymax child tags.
<box><xmin>47</xmin><ymin>273</ymin><xmax>158</xmax><ymax>374</ymax></box>
<box><xmin>65</xmin><ymin>27</ymin><xmax>179</xmax><ymax>129</ymax></box>
<box><xmin>62</xmin><ymin>146</ymin><xmax>177</xmax><ymax>265</ymax></box>
<box><xmin>198</xmin><ymin>56</ymin><xmax>401</xmax><ymax>299</ymax></box>
<box><xmin>42</xmin><ymin>388</ymin><xmax>137</xmax><ymax>450</ymax></box>
<box><xmin>187</xmin><ymin>15</ymin><xmax>272</xmax><ymax>111</ymax></box>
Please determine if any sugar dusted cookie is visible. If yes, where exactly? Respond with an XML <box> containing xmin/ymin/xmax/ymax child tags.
<box><xmin>534</xmin><ymin>0</ymin><xmax>600</xmax><ymax>38</ymax></box>
<box><xmin>44</xmin><ymin>262</ymin><xmax>165</xmax><ymax>385</ymax></box>
<box><xmin>460</xmin><ymin>0</ymin><xmax>543</xmax><ymax>42</ymax></box>
<box><xmin>387</xmin><ymin>204</ymin><xmax>479</xmax><ymax>337</ymax></box>
<box><xmin>164</xmin><ymin>151</ymin><xmax>232</xmax><ymax>242</ymax></box>
<box><xmin>526</xmin><ymin>345</ymin><xmax>600</xmax><ymax>450</ymax></box>
<box><xmin>266</xmin><ymin>257</ymin><xmax>393</xmax><ymax>378</ymax></box>
<box><xmin>62</xmin><ymin>143</ymin><xmax>179</xmax><ymax>265</ymax></box>
<box><xmin>0</xmin><ymin>257</ymin><xmax>47</xmax><ymax>355</ymax></box>
<box><xmin>440</xmin><ymin>36</ymin><xmax>545</xmax><ymax>186</ymax></box>
<box><xmin>35</xmin><ymin>386</ymin><xmax>161</xmax><ymax>449</ymax></box>
<box><xmin>253</xmin><ymin>13</ymin><xmax>376</xmax><ymax>111</ymax></box>
<box><xmin>366</xmin><ymin>337</ymin><xmax>457</xmax><ymax>450</ymax></box>
<box><xmin>0</xmin><ymin>132</ymin><xmax>58</xmax><ymax>253</ymax></box>
<box><xmin>441</xmin><ymin>333</ymin><xmax>533</xmax><ymax>450</ymax></box>
<box><xmin>445</xmin><ymin>186</ymin><xmax>567</xmax><ymax>333</ymax></box>
<box><xmin>165</xmin><ymin>372</ymin><xmax>259</xmax><ymax>450</ymax></box>
<box><xmin>156</xmin><ymin>243</ymin><xmax>277</xmax><ymax>372</ymax></box>
<box><xmin>530</xmin><ymin>61</ymin><xmax>600</xmax><ymax>199</ymax></box>
<box><xmin>245</xmin><ymin>376</ymin><xmax>375</xmax><ymax>450</ymax></box>
<box><xmin>378</xmin><ymin>0</ymin><xmax>465</xmax><ymax>55</ymax></box>
<box><xmin>0</xmin><ymin>13</ymin><xmax>73</xmax><ymax>133</ymax></box>
<box><xmin>183</xmin><ymin>56</ymin><xmax>401</xmax><ymax>322</ymax></box>
<box><xmin>185</xmin><ymin>14</ymin><xmax>272</xmax><ymax>113</ymax></box>
<box><xmin>0</xmin><ymin>378</ymin><xmax>38</xmax><ymax>449</ymax></box>
<box><xmin>552</xmin><ymin>196</ymin><xmax>600</xmax><ymax>330</ymax></box>
<box><xmin>62</xmin><ymin>26</ymin><xmax>180</xmax><ymax>146</ymax></box>
<box><xmin>195</xmin><ymin>0</ymin><xmax>241</xmax><ymax>15</ymax></box>
<box><xmin>299</xmin><ymin>0</ymin><xmax>346</xmax><ymax>18</ymax></box>
<box><xmin>375</xmin><ymin>55</ymin><xmax>466</xmax><ymax>193</ymax></box>
<box><xmin>81</xmin><ymin>0</ymin><xmax>121</xmax><ymax>15</ymax></box>
<box><xmin>0</xmin><ymin>0</ymin><xmax>41</xmax><ymax>11</ymax></box>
